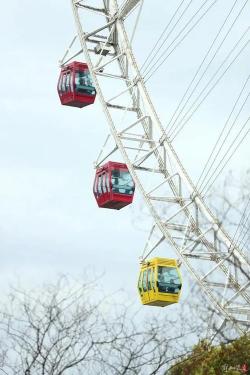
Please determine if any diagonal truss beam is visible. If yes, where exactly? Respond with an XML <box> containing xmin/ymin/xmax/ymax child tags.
<box><xmin>119</xmin><ymin>0</ymin><xmax>141</xmax><ymax>19</ymax></box>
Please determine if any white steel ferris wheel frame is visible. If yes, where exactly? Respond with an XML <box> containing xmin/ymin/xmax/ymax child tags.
<box><xmin>65</xmin><ymin>0</ymin><xmax>250</xmax><ymax>334</ymax></box>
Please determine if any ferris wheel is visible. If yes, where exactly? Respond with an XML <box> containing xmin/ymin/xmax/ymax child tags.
<box><xmin>58</xmin><ymin>0</ymin><xmax>250</xmax><ymax>334</ymax></box>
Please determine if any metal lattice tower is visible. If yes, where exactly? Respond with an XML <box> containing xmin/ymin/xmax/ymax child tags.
<box><xmin>61</xmin><ymin>0</ymin><xmax>250</xmax><ymax>334</ymax></box>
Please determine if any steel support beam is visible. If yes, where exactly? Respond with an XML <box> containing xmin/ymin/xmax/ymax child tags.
<box><xmin>119</xmin><ymin>0</ymin><xmax>141</xmax><ymax>19</ymax></box>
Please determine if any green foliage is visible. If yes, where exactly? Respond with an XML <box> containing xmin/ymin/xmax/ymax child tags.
<box><xmin>169</xmin><ymin>335</ymin><xmax>250</xmax><ymax>375</ymax></box>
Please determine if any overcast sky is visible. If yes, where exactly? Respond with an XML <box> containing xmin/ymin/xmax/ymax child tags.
<box><xmin>0</xmin><ymin>0</ymin><xmax>249</xmax><ymax>317</ymax></box>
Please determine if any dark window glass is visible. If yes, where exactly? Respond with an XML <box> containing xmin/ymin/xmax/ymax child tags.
<box><xmin>106</xmin><ymin>174</ymin><xmax>110</xmax><ymax>192</ymax></box>
<box><xmin>152</xmin><ymin>267</ymin><xmax>155</xmax><ymax>291</ymax></box>
<box><xmin>102</xmin><ymin>174</ymin><xmax>107</xmax><ymax>193</ymax></box>
<box><xmin>111</xmin><ymin>169</ymin><xmax>135</xmax><ymax>195</ymax></box>
<box><xmin>94</xmin><ymin>176</ymin><xmax>98</xmax><ymax>195</ymax></box>
<box><xmin>157</xmin><ymin>266</ymin><xmax>181</xmax><ymax>294</ymax></box>
<box><xmin>65</xmin><ymin>72</ymin><xmax>71</xmax><ymax>92</ymax></box>
<box><xmin>75</xmin><ymin>69</ymin><xmax>96</xmax><ymax>96</ymax></box>
<box><xmin>58</xmin><ymin>74</ymin><xmax>63</xmax><ymax>93</ymax></box>
<box><xmin>97</xmin><ymin>175</ymin><xmax>102</xmax><ymax>195</ymax></box>
<box><xmin>61</xmin><ymin>74</ymin><xmax>67</xmax><ymax>93</ymax></box>
<box><xmin>138</xmin><ymin>272</ymin><xmax>143</xmax><ymax>293</ymax></box>
<box><xmin>147</xmin><ymin>268</ymin><xmax>152</xmax><ymax>290</ymax></box>
<box><xmin>142</xmin><ymin>270</ymin><xmax>147</xmax><ymax>292</ymax></box>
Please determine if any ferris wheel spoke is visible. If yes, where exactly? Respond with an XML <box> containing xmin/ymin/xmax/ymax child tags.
<box><xmin>77</xmin><ymin>3</ymin><xmax>107</xmax><ymax>16</ymax></box>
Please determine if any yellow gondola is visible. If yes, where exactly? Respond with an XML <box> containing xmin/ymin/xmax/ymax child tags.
<box><xmin>138</xmin><ymin>257</ymin><xmax>182</xmax><ymax>307</ymax></box>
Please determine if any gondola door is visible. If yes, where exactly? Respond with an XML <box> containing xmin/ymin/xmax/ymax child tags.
<box><xmin>138</xmin><ymin>266</ymin><xmax>155</xmax><ymax>304</ymax></box>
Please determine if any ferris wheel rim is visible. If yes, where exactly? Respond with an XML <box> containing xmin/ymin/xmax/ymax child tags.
<box><xmin>69</xmin><ymin>0</ymin><xmax>250</xmax><ymax>334</ymax></box>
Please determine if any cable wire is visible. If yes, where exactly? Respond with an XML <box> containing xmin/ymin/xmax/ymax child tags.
<box><xmin>199</xmin><ymin>93</ymin><xmax>250</xmax><ymax>192</ymax></box>
<box><xmin>129</xmin><ymin>0</ymin><xmax>144</xmax><ymax>44</ymax></box>
<box><xmin>141</xmin><ymin>0</ymin><xmax>192</xmax><ymax>75</ymax></box>
<box><xmin>231</xmin><ymin>191</ymin><xmax>250</xmax><ymax>251</ymax></box>
<box><xmin>166</xmin><ymin>0</ymin><xmax>246</xmax><ymax>135</ymax></box>
<box><xmin>196</xmin><ymin>75</ymin><xmax>250</xmax><ymax>191</ymax></box>
<box><xmin>198</xmin><ymin>84</ymin><xmax>250</xmax><ymax>192</ymax></box>
<box><xmin>202</xmin><ymin>117</ymin><xmax>250</xmax><ymax>195</ymax></box>
<box><xmin>169</xmin><ymin>32</ymin><xmax>249</xmax><ymax>140</ymax></box>
<box><xmin>237</xmin><ymin>215</ymin><xmax>250</xmax><ymax>251</ymax></box>
<box><xmin>228</xmin><ymin>193</ymin><xmax>250</xmax><ymax>253</ymax></box>
<box><xmin>143</xmin><ymin>0</ymin><xmax>218</xmax><ymax>81</ymax></box>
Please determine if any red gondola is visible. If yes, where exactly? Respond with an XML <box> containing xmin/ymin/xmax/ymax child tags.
<box><xmin>93</xmin><ymin>161</ymin><xmax>135</xmax><ymax>210</ymax></box>
<box><xmin>57</xmin><ymin>61</ymin><xmax>96</xmax><ymax>108</ymax></box>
